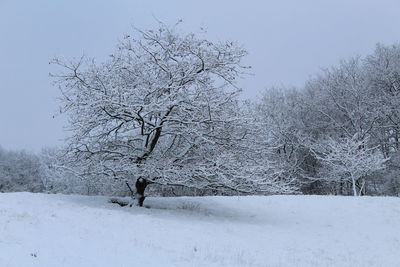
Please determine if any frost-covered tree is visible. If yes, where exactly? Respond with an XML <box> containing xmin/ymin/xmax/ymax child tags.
<box><xmin>0</xmin><ymin>147</ymin><xmax>44</xmax><ymax>193</ymax></box>
<box><xmin>52</xmin><ymin>24</ymin><xmax>295</xmax><ymax>205</ymax></box>
<box><xmin>365</xmin><ymin>44</ymin><xmax>400</xmax><ymax>155</ymax></box>
<box><xmin>302</xmin><ymin>58</ymin><xmax>379</xmax><ymax>140</ymax></box>
<box><xmin>310</xmin><ymin>136</ymin><xmax>388</xmax><ymax>196</ymax></box>
<box><xmin>254</xmin><ymin>43</ymin><xmax>400</xmax><ymax>196</ymax></box>
<box><xmin>256</xmin><ymin>87</ymin><xmax>310</xmax><ymax>186</ymax></box>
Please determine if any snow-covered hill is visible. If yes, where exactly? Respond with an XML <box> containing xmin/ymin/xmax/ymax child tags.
<box><xmin>0</xmin><ymin>193</ymin><xmax>399</xmax><ymax>267</ymax></box>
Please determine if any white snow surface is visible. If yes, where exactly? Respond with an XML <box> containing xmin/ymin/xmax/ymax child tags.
<box><xmin>0</xmin><ymin>193</ymin><xmax>399</xmax><ymax>267</ymax></box>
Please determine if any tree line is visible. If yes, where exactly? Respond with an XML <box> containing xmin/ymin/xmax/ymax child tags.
<box><xmin>259</xmin><ymin>43</ymin><xmax>400</xmax><ymax>196</ymax></box>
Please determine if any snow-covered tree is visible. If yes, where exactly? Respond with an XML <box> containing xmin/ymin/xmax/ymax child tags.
<box><xmin>0</xmin><ymin>147</ymin><xmax>44</xmax><ymax>193</ymax></box>
<box><xmin>52</xmin><ymin>24</ymin><xmax>295</xmax><ymax>205</ymax></box>
<box><xmin>256</xmin><ymin>87</ymin><xmax>310</xmax><ymax>185</ymax></box>
<box><xmin>310</xmin><ymin>135</ymin><xmax>388</xmax><ymax>196</ymax></box>
<box><xmin>365</xmin><ymin>44</ymin><xmax>400</xmax><ymax>155</ymax></box>
<box><xmin>302</xmin><ymin>58</ymin><xmax>379</xmax><ymax>140</ymax></box>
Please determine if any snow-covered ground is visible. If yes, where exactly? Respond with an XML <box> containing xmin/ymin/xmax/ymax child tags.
<box><xmin>0</xmin><ymin>193</ymin><xmax>399</xmax><ymax>267</ymax></box>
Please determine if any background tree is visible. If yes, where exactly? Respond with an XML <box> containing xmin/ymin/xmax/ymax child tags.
<box><xmin>365</xmin><ymin>44</ymin><xmax>400</xmax><ymax>155</ymax></box>
<box><xmin>310</xmin><ymin>136</ymin><xmax>387</xmax><ymax>196</ymax></box>
<box><xmin>256</xmin><ymin>44</ymin><xmax>400</xmax><ymax>196</ymax></box>
<box><xmin>256</xmin><ymin>87</ymin><xmax>310</xmax><ymax>189</ymax></box>
<box><xmin>0</xmin><ymin>147</ymin><xmax>44</xmax><ymax>193</ymax></box>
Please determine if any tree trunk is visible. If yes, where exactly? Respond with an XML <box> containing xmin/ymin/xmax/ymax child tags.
<box><xmin>134</xmin><ymin>178</ymin><xmax>149</xmax><ymax>207</ymax></box>
<box><xmin>125</xmin><ymin>178</ymin><xmax>150</xmax><ymax>207</ymax></box>
<box><xmin>340</xmin><ymin>179</ymin><xmax>344</xmax><ymax>195</ymax></box>
<box><xmin>351</xmin><ymin>176</ymin><xmax>358</xmax><ymax>196</ymax></box>
<box><xmin>358</xmin><ymin>179</ymin><xmax>366</xmax><ymax>196</ymax></box>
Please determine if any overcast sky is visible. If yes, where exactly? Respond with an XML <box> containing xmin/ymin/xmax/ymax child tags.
<box><xmin>1</xmin><ymin>0</ymin><xmax>400</xmax><ymax>152</ymax></box>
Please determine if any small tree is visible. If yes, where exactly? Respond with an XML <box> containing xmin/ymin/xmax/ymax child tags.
<box><xmin>52</xmin><ymin>23</ymin><xmax>295</xmax><ymax>205</ymax></box>
<box><xmin>311</xmin><ymin>136</ymin><xmax>388</xmax><ymax>196</ymax></box>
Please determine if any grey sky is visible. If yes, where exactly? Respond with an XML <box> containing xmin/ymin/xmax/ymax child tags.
<box><xmin>1</xmin><ymin>0</ymin><xmax>400</xmax><ymax>152</ymax></box>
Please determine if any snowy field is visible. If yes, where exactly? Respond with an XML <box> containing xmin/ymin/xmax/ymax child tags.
<box><xmin>0</xmin><ymin>193</ymin><xmax>399</xmax><ymax>267</ymax></box>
